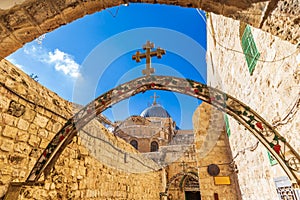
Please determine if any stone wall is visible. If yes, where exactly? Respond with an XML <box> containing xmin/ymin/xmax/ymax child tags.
<box><xmin>192</xmin><ymin>103</ymin><xmax>241</xmax><ymax>200</ymax></box>
<box><xmin>163</xmin><ymin>146</ymin><xmax>198</xmax><ymax>200</ymax></box>
<box><xmin>0</xmin><ymin>59</ymin><xmax>163</xmax><ymax>199</ymax></box>
<box><xmin>207</xmin><ymin>13</ymin><xmax>300</xmax><ymax>199</ymax></box>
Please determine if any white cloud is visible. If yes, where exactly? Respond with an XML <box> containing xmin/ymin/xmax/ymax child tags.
<box><xmin>47</xmin><ymin>49</ymin><xmax>81</xmax><ymax>78</ymax></box>
<box><xmin>6</xmin><ymin>57</ymin><xmax>24</xmax><ymax>69</ymax></box>
<box><xmin>23</xmin><ymin>44</ymin><xmax>81</xmax><ymax>78</ymax></box>
<box><xmin>24</xmin><ymin>45</ymin><xmax>37</xmax><ymax>55</ymax></box>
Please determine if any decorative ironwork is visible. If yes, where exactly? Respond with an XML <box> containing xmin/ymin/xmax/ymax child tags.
<box><xmin>288</xmin><ymin>157</ymin><xmax>300</xmax><ymax>172</ymax></box>
<box><xmin>182</xmin><ymin>175</ymin><xmax>200</xmax><ymax>191</ymax></box>
<box><xmin>7</xmin><ymin>100</ymin><xmax>25</xmax><ymax>117</ymax></box>
<box><xmin>151</xmin><ymin>92</ymin><xmax>159</xmax><ymax>105</ymax></box>
<box><xmin>165</xmin><ymin>171</ymin><xmax>199</xmax><ymax>194</ymax></box>
<box><xmin>276</xmin><ymin>186</ymin><xmax>298</xmax><ymax>200</ymax></box>
<box><xmin>132</xmin><ymin>41</ymin><xmax>165</xmax><ymax>76</ymax></box>
<box><xmin>24</xmin><ymin>75</ymin><xmax>300</xmax><ymax>188</ymax></box>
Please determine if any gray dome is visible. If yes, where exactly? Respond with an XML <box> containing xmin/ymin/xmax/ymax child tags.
<box><xmin>140</xmin><ymin>104</ymin><xmax>171</xmax><ymax>118</ymax></box>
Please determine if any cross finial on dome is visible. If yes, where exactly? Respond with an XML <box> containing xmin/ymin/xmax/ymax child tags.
<box><xmin>150</xmin><ymin>92</ymin><xmax>159</xmax><ymax>105</ymax></box>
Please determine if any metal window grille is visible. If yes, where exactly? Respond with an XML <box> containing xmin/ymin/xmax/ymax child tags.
<box><xmin>277</xmin><ymin>186</ymin><xmax>298</xmax><ymax>200</ymax></box>
<box><xmin>241</xmin><ymin>25</ymin><xmax>260</xmax><ymax>75</ymax></box>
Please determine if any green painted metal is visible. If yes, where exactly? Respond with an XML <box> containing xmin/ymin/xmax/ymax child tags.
<box><xmin>241</xmin><ymin>25</ymin><xmax>260</xmax><ymax>75</ymax></box>
<box><xmin>268</xmin><ymin>151</ymin><xmax>278</xmax><ymax>166</ymax></box>
<box><xmin>224</xmin><ymin>114</ymin><xmax>231</xmax><ymax>137</ymax></box>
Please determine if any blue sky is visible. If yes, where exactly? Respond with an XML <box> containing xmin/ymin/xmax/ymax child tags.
<box><xmin>6</xmin><ymin>3</ymin><xmax>207</xmax><ymax>129</ymax></box>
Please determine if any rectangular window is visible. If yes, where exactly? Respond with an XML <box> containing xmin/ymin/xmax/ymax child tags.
<box><xmin>241</xmin><ymin>25</ymin><xmax>260</xmax><ymax>75</ymax></box>
<box><xmin>224</xmin><ymin>114</ymin><xmax>231</xmax><ymax>137</ymax></box>
<box><xmin>267</xmin><ymin>151</ymin><xmax>278</xmax><ymax>166</ymax></box>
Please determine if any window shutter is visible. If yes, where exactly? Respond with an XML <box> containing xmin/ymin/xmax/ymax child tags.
<box><xmin>241</xmin><ymin>25</ymin><xmax>260</xmax><ymax>75</ymax></box>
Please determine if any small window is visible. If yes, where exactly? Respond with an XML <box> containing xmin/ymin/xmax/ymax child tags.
<box><xmin>130</xmin><ymin>140</ymin><xmax>138</xmax><ymax>150</ymax></box>
<box><xmin>241</xmin><ymin>25</ymin><xmax>260</xmax><ymax>75</ymax></box>
<box><xmin>150</xmin><ymin>141</ymin><xmax>159</xmax><ymax>152</ymax></box>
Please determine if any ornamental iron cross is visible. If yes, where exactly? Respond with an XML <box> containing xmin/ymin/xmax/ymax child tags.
<box><xmin>179</xmin><ymin>161</ymin><xmax>188</xmax><ymax>172</ymax></box>
<box><xmin>150</xmin><ymin>92</ymin><xmax>160</xmax><ymax>105</ymax></box>
<box><xmin>132</xmin><ymin>41</ymin><xmax>166</xmax><ymax>76</ymax></box>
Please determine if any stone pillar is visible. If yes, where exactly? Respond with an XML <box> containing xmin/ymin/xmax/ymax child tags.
<box><xmin>193</xmin><ymin>103</ymin><xmax>241</xmax><ymax>200</ymax></box>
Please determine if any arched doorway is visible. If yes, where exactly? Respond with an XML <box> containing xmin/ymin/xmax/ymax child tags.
<box><xmin>166</xmin><ymin>171</ymin><xmax>200</xmax><ymax>200</ymax></box>
<box><xmin>182</xmin><ymin>175</ymin><xmax>201</xmax><ymax>200</ymax></box>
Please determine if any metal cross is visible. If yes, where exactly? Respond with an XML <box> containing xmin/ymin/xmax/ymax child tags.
<box><xmin>132</xmin><ymin>41</ymin><xmax>166</xmax><ymax>76</ymax></box>
<box><xmin>179</xmin><ymin>161</ymin><xmax>188</xmax><ymax>172</ymax></box>
<box><xmin>150</xmin><ymin>92</ymin><xmax>159</xmax><ymax>105</ymax></box>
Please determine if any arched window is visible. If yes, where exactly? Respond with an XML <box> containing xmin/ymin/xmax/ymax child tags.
<box><xmin>150</xmin><ymin>141</ymin><xmax>159</xmax><ymax>152</ymax></box>
<box><xmin>130</xmin><ymin>140</ymin><xmax>138</xmax><ymax>150</ymax></box>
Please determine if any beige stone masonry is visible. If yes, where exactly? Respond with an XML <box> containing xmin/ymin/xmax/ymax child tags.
<box><xmin>0</xmin><ymin>59</ymin><xmax>163</xmax><ymax>199</ymax></box>
<box><xmin>193</xmin><ymin>103</ymin><xmax>241</xmax><ymax>200</ymax></box>
<box><xmin>207</xmin><ymin>13</ymin><xmax>300</xmax><ymax>199</ymax></box>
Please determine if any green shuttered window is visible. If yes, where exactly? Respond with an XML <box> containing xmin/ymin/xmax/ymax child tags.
<box><xmin>241</xmin><ymin>25</ymin><xmax>260</xmax><ymax>75</ymax></box>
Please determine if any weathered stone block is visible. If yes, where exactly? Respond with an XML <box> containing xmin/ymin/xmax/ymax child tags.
<box><xmin>2</xmin><ymin>113</ymin><xmax>18</xmax><ymax>127</ymax></box>
<box><xmin>39</xmin><ymin>138</ymin><xmax>49</xmax><ymax>149</ymax></box>
<box><xmin>0</xmin><ymin>138</ymin><xmax>14</xmax><ymax>152</ymax></box>
<box><xmin>28</xmin><ymin>134</ymin><xmax>41</xmax><ymax>147</ymax></box>
<box><xmin>38</xmin><ymin>129</ymin><xmax>48</xmax><ymax>138</ymax></box>
<box><xmin>22</xmin><ymin>109</ymin><xmax>36</xmax><ymax>122</ymax></box>
<box><xmin>14</xmin><ymin>142</ymin><xmax>31</xmax><ymax>155</ymax></box>
<box><xmin>34</xmin><ymin>113</ymin><xmax>49</xmax><ymax>128</ymax></box>
<box><xmin>2</xmin><ymin>125</ymin><xmax>18</xmax><ymax>139</ymax></box>
<box><xmin>28</xmin><ymin>123</ymin><xmax>38</xmax><ymax>135</ymax></box>
<box><xmin>17</xmin><ymin>118</ymin><xmax>30</xmax><ymax>131</ymax></box>
<box><xmin>52</xmin><ymin>122</ymin><xmax>62</xmax><ymax>133</ymax></box>
<box><xmin>78</xmin><ymin>145</ymin><xmax>89</xmax><ymax>156</ymax></box>
<box><xmin>45</xmin><ymin>119</ymin><xmax>53</xmax><ymax>131</ymax></box>
<box><xmin>70</xmin><ymin>182</ymin><xmax>78</xmax><ymax>190</ymax></box>
<box><xmin>16</xmin><ymin>130</ymin><xmax>29</xmax><ymax>142</ymax></box>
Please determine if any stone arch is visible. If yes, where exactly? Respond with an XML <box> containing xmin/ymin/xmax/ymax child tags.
<box><xmin>0</xmin><ymin>0</ymin><xmax>298</xmax><ymax>59</ymax></box>
<box><xmin>179</xmin><ymin>171</ymin><xmax>200</xmax><ymax>191</ymax></box>
<box><xmin>25</xmin><ymin>75</ymin><xmax>300</xmax><ymax>187</ymax></box>
<box><xmin>165</xmin><ymin>171</ymin><xmax>199</xmax><ymax>194</ymax></box>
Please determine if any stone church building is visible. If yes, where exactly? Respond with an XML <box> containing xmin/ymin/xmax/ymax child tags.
<box><xmin>114</xmin><ymin>98</ymin><xmax>178</xmax><ymax>153</ymax></box>
<box><xmin>114</xmin><ymin>98</ymin><xmax>201</xmax><ymax>199</ymax></box>
<box><xmin>0</xmin><ymin>1</ymin><xmax>300</xmax><ymax>200</ymax></box>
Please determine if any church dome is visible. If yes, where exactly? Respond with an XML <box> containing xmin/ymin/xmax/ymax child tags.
<box><xmin>140</xmin><ymin>104</ymin><xmax>171</xmax><ymax>118</ymax></box>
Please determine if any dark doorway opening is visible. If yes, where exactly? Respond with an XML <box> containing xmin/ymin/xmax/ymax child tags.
<box><xmin>185</xmin><ymin>191</ymin><xmax>201</xmax><ymax>200</ymax></box>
